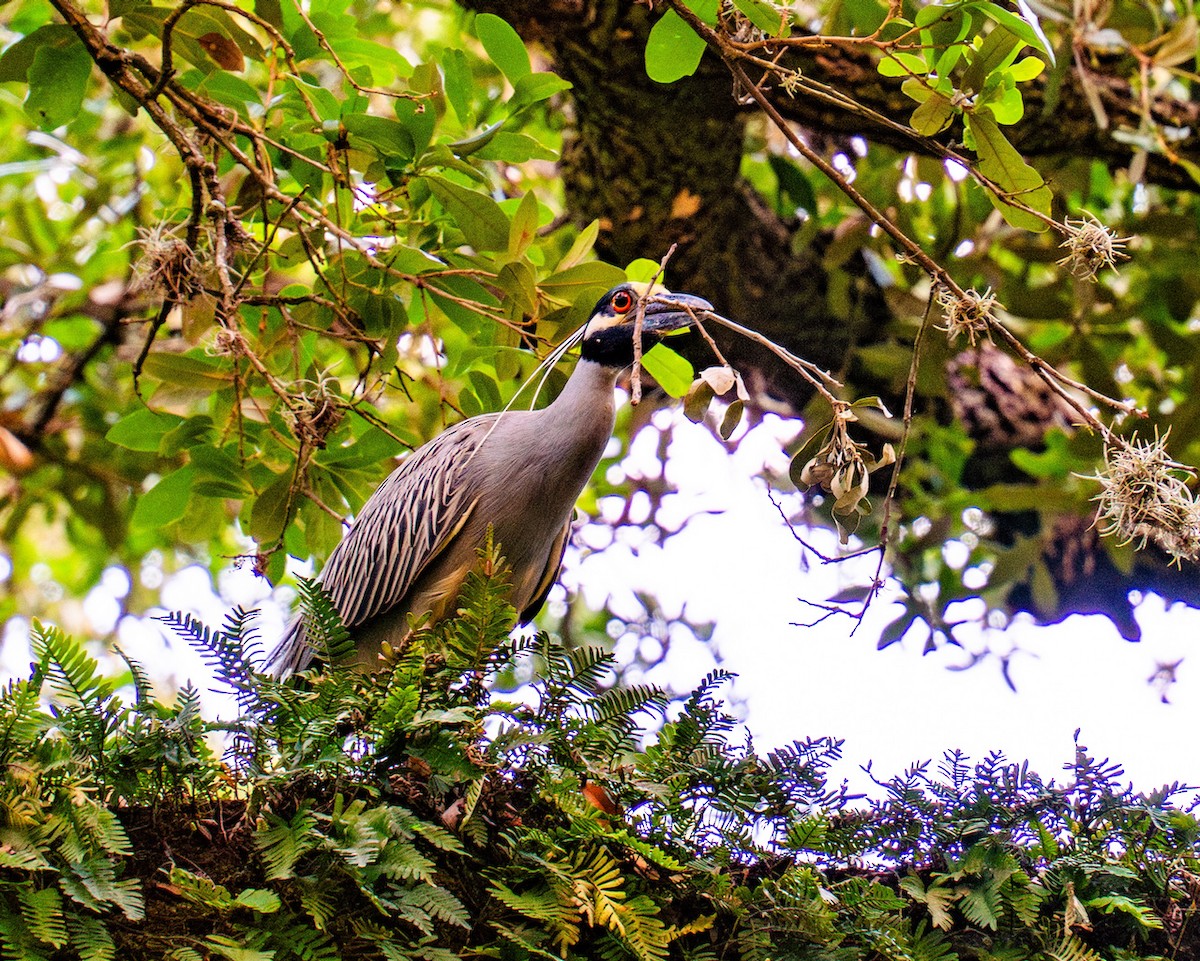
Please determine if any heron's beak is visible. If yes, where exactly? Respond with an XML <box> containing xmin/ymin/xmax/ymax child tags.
<box><xmin>639</xmin><ymin>292</ymin><xmax>713</xmax><ymax>333</ymax></box>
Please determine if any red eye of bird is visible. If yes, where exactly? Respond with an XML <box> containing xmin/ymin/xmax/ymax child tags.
<box><xmin>611</xmin><ymin>289</ymin><xmax>635</xmax><ymax>314</ymax></box>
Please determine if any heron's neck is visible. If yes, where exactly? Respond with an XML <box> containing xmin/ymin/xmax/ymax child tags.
<box><xmin>534</xmin><ymin>357</ymin><xmax>620</xmax><ymax>454</ymax></box>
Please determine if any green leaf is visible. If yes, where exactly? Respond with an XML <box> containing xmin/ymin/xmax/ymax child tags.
<box><xmin>733</xmin><ymin>0</ymin><xmax>789</xmax><ymax>35</ymax></box>
<box><xmin>1009</xmin><ymin>54</ymin><xmax>1046</xmax><ymax>81</ymax></box>
<box><xmin>541</xmin><ymin>261</ymin><xmax>627</xmax><ymax>297</ymax></box>
<box><xmin>641</xmin><ymin>342</ymin><xmax>695</xmax><ymax>398</ymax></box>
<box><xmin>558</xmin><ymin>219</ymin><xmax>601</xmax><ymax>271</ymax></box>
<box><xmin>645</xmin><ymin>9</ymin><xmax>708</xmax><ymax>84</ymax></box>
<box><xmin>131</xmin><ymin>466</ymin><xmax>196</xmax><ymax>530</ymax></box>
<box><xmin>508</xmin><ymin>190</ymin><xmax>540</xmax><ymax>259</ymax></box>
<box><xmin>508</xmin><ymin>72</ymin><xmax>572</xmax><ymax>112</ymax></box>
<box><xmin>914</xmin><ymin>3</ymin><xmax>952</xmax><ymax>27</ymax></box>
<box><xmin>911</xmin><ymin>91</ymin><xmax>956</xmax><ymax>135</ymax></box>
<box><xmin>395</xmin><ymin>68</ymin><xmax>438</xmax><ymax>156</ymax></box>
<box><xmin>625</xmin><ymin>258</ymin><xmax>664</xmax><ymax>283</ymax></box>
<box><xmin>25</xmin><ymin>38</ymin><xmax>92</xmax><ymax>129</ymax></box>
<box><xmin>203</xmin><ymin>936</ymin><xmax>273</xmax><ymax>961</ymax></box>
<box><xmin>387</xmin><ymin>244</ymin><xmax>448</xmax><ymax>274</ymax></box>
<box><xmin>965</xmin><ymin>111</ymin><xmax>1051</xmax><ymax>231</ymax></box>
<box><xmin>978</xmin><ymin>0</ymin><xmax>1054</xmax><ymax>60</ymax></box>
<box><xmin>497</xmin><ymin>260</ymin><xmax>537</xmax><ymax>316</ymax></box>
<box><xmin>983</xmin><ymin>82</ymin><xmax>1024</xmax><ymax>124</ymax></box>
<box><xmin>475</xmin><ymin>13</ymin><xmax>531</xmax><ymax>84</ymax></box>
<box><xmin>878</xmin><ymin>51</ymin><xmax>929</xmax><ymax>77</ymax></box>
<box><xmin>106</xmin><ymin>408</ymin><xmax>186</xmax><ymax>452</ymax></box>
<box><xmin>961</xmin><ymin>26</ymin><xmax>1022</xmax><ymax>95</ymax></box>
<box><xmin>767</xmin><ymin>155</ymin><xmax>817</xmax><ymax>214</ymax></box>
<box><xmin>468</xmin><ymin>369</ymin><xmax>502</xmax><ymax>411</ymax></box>
<box><xmin>441</xmin><ymin>47</ymin><xmax>474</xmax><ymax>125</ymax></box>
<box><xmin>249</xmin><ymin>468</ymin><xmax>295</xmax><ymax>544</ymax></box>
<box><xmin>141</xmin><ymin>353</ymin><xmax>234</xmax><ymax>389</ymax></box>
<box><xmin>473</xmin><ymin>130</ymin><xmax>557</xmax><ymax>162</ymax></box>
<box><xmin>342</xmin><ymin>113</ymin><xmax>414</xmax><ymax>164</ymax></box>
<box><xmin>0</xmin><ymin>24</ymin><xmax>78</xmax><ymax>82</ymax></box>
<box><xmin>422</xmin><ymin>174</ymin><xmax>510</xmax><ymax>251</ymax></box>
<box><xmin>448</xmin><ymin>120</ymin><xmax>503</xmax><ymax>157</ymax></box>
<box><xmin>121</xmin><ymin>7</ymin><xmax>263</xmax><ymax>74</ymax></box>
<box><xmin>190</xmin><ymin>446</ymin><xmax>252</xmax><ymax>498</ymax></box>
<box><xmin>231</xmin><ymin>889</ymin><xmax>281</xmax><ymax>914</ymax></box>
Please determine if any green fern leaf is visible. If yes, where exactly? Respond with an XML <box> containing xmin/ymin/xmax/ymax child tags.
<box><xmin>617</xmin><ymin>894</ymin><xmax>672</xmax><ymax>961</ymax></box>
<box><xmin>59</xmin><ymin>858</ymin><xmax>144</xmax><ymax>921</ymax></box>
<box><xmin>294</xmin><ymin>579</ymin><xmax>355</xmax><ymax>666</ymax></box>
<box><xmin>31</xmin><ymin>620</ymin><xmax>113</xmax><ymax>710</ymax></box>
<box><xmin>17</xmin><ymin>886</ymin><xmax>66</xmax><ymax>949</ymax></box>
<box><xmin>1044</xmin><ymin>936</ymin><xmax>1104</xmax><ymax>961</ymax></box>
<box><xmin>0</xmin><ymin>672</ymin><xmax>49</xmax><ymax>765</ymax></box>
<box><xmin>1086</xmin><ymin>893</ymin><xmax>1164</xmax><ymax>930</ymax></box>
<box><xmin>266</xmin><ymin>922</ymin><xmax>340</xmax><ymax>961</ymax></box>
<box><xmin>911</xmin><ymin>921</ymin><xmax>959</xmax><ymax>961</ymax></box>
<box><xmin>491</xmin><ymin>921</ymin><xmax>561</xmax><ymax>961</ymax></box>
<box><xmin>376</xmin><ymin>840</ymin><xmax>435</xmax><ymax>881</ymax></box>
<box><xmin>490</xmin><ymin>879</ymin><xmax>579</xmax><ymax>927</ymax></box>
<box><xmin>900</xmin><ymin>874</ymin><xmax>957</xmax><ymax>930</ymax></box>
<box><xmin>398</xmin><ymin>884</ymin><xmax>470</xmax><ymax>930</ymax></box>
<box><xmin>297</xmin><ymin>881</ymin><xmax>338</xmax><ymax>931</ymax></box>
<box><xmin>256</xmin><ymin>806</ymin><xmax>319</xmax><ymax>880</ymax></box>
<box><xmin>957</xmin><ymin>880</ymin><xmax>1000</xmax><ymax>930</ymax></box>
<box><xmin>203</xmin><ymin>934</ymin><xmax>273</xmax><ymax>961</ymax></box>
<box><xmin>66</xmin><ymin>914</ymin><xmax>115</xmax><ymax>961</ymax></box>
<box><xmin>112</xmin><ymin>645</ymin><xmax>155</xmax><ymax>706</ymax></box>
<box><xmin>0</xmin><ymin>912</ymin><xmax>53</xmax><ymax>961</ymax></box>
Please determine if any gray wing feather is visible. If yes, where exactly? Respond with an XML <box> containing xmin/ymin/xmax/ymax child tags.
<box><xmin>266</xmin><ymin>414</ymin><xmax>496</xmax><ymax>674</ymax></box>
<box><xmin>320</xmin><ymin>415</ymin><xmax>495</xmax><ymax>627</ymax></box>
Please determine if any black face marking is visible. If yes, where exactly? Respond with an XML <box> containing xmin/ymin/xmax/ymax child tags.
<box><xmin>579</xmin><ymin>284</ymin><xmax>708</xmax><ymax>368</ymax></box>
<box><xmin>580</xmin><ymin>324</ymin><xmax>662</xmax><ymax>368</ymax></box>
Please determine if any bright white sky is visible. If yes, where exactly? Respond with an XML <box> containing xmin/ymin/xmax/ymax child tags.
<box><xmin>4</xmin><ymin>403</ymin><xmax>1197</xmax><ymax>798</ymax></box>
<box><xmin>573</xmin><ymin>407</ymin><xmax>1200</xmax><ymax>795</ymax></box>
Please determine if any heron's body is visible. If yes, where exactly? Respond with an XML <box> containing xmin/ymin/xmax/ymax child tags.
<box><xmin>267</xmin><ymin>284</ymin><xmax>710</xmax><ymax>676</ymax></box>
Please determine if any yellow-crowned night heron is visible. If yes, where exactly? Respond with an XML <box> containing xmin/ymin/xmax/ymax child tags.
<box><xmin>267</xmin><ymin>282</ymin><xmax>712</xmax><ymax>675</ymax></box>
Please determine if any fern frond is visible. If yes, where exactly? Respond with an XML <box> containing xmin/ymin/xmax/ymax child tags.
<box><xmin>297</xmin><ymin>882</ymin><xmax>337</xmax><ymax>931</ymax></box>
<box><xmin>294</xmin><ymin>578</ymin><xmax>355</xmax><ymax>667</ymax></box>
<box><xmin>159</xmin><ymin>610</ymin><xmax>258</xmax><ymax>698</ymax></box>
<box><xmin>397</xmin><ymin>884</ymin><xmax>470</xmax><ymax>931</ymax></box>
<box><xmin>585</xmin><ymin>683</ymin><xmax>670</xmax><ymax>726</ymax></box>
<box><xmin>617</xmin><ymin>894</ymin><xmax>672</xmax><ymax>961</ymax></box>
<box><xmin>0</xmin><ymin>671</ymin><xmax>48</xmax><ymax>765</ymax></box>
<box><xmin>112</xmin><ymin>645</ymin><xmax>155</xmax><ymax>706</ymax></box>
<box><xmin>265</xmin><ymin>922</ymin><xmax>340</xmax><ymax>961</ymax></box>
<box><xmin>16</xmin><ymin>887</ymin><xmax>66</xmax><ymax>949</ymax></box>
<box><xmin>490</xmin><ymin>879</ymin><xmax>579</xmax><ymax>928</ymax></box>
<box><xmin>66</xmin><ymin>913</ymin><xmax>116</xmax><ymax>961</ymax></box>
<box><xmin>1044</xmin><ymin>935</ymin><xmax>1104</xmax><ymax>961</ymax></box>
<box><xmin>491</xmin><ymin>921</ymin><xmax>562</xmax><ymax>961</ymax></box>
<box><xmin>30</xmin><ymin>621</ymin><xmax>112</xmax><ymax>710</ymax></box>
<box><xmin>204</xmin><ymin>932</ymin><xmax>273</xmax><ymax>961</ymax></box>
<box><xmin>376</xmin><ymin>839</ymin><xmax>435</xmax><ymax>882</ymax></box>
<box><xmin>58</xmin><ymin>858</ymin><xmax>144</xmax><ymax>921</ymax></box>
<box><xmin>255</xmin><ymin>807</ymin><xmax>319</xmax><ymax>881</ymax></box>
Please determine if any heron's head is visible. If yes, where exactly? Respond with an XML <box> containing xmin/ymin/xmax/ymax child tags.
<box><xmin>580</xmin><ymin>282</ymin><xmax>712</xmax><ymax>367</ymax></box>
